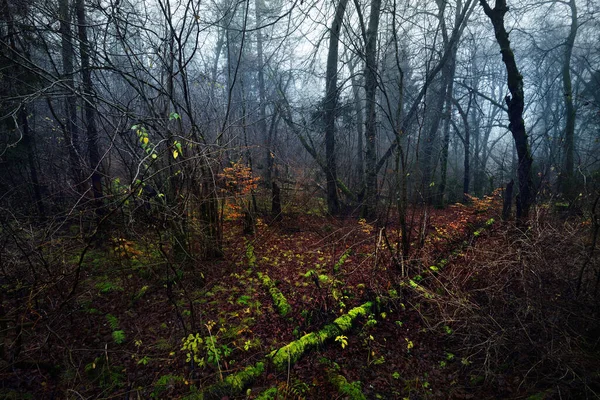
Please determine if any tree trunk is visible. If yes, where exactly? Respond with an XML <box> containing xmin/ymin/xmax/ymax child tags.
<box><xmin>58</xmin><ymin>0</ymin><xmax>83</xmax><ymax>192</ymax></box>
<box><xmin>561</xmin><ymin>0</ymin><xmax>578</xmax><ymax>201</ymax></box>
<box><xmin>437</xmin><ymin>73</ymin><xmax>455</xmax><ymax>207</ymax></box>
<box><xmin>502</xmin><ymin>179</ymin><xmax>513</xmax><ymax>220</ymax></box>
<box><xmin>20</xmin><ymin>106</ymin><xmax>45</xmax><ymax>217</ymax></box>
<box><xmin>420</xmin><ymin>77</ymin><xmax>447</xmax><ymax>202</ymax></box>
<box><xmin>271</xmin><ymin>181</ymin><xmax>281</xmax><ymax>220</ymax></box>
<box><xmin>480</xmin><ymin>0</ymin><xmax>534</xmax><ymax>221</ymax></box>
<box><xmin>362</xmin><ymin>0</ymin><xmax>382</xmax><ymax>219</ymax></box>
<box><xmin>255</xmin><ymin>0</ymin><xmax>271</xmax><ymax>186</ymax></box>
<box><xmin>436</xmin><ymin>0</ymin><xmax>462</xmax><ymax>207</ymax></box>
<box><xmin>323</xmin><ymin>0</ymin><xmax>348</xmax><ymax>215</ymax></box>
<box><xmin>348</xmin><ymin>59</ymin><xmax>364</xmax><ymax>192</ymax></box>
<box><xmin>76</xmin><ymin>0</ymin><xmax>104</xmax><ymax>214</ymax></box>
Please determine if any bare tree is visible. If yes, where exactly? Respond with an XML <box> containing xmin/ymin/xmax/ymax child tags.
<box><xmin>561</xmin><ymin>0</ymin><xmax>578</xmax><ymax>200</ymax></box>
<box><xmin>480</xmin><ymin>0</ymin><xmax>534</xmax><ymax>220</ymax></box>
<box><xmin>323</xmin><ymin>0</ymin><xmax>349</xmax><ymax>215</ymax></box>
<box><xmin>76</xmin><ymin>0</ymin><xmax>104</xmax><ymax>214</ymax></box>
<box><xmin>362</xmin><ymin>0</ymin><xmax>382</xmax><ymax>219</ymax></box>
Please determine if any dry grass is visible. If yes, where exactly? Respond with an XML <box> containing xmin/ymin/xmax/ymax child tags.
<box><xmin>420</xmin><ymin>208</ymin><xmax>600</xmax><ymax>398</ymax></box>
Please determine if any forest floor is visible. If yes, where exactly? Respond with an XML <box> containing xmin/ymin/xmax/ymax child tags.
<box><xmin>1</xmin><ymin>193</ymin><xmax>600</xmax><ymax>399</ymax></box>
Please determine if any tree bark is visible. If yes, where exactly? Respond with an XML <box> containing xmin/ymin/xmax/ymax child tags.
<box><xmin>323</xmin><ymin>0</ymin><xmax>348</xmax><ymax>215</ymax></box>
<box><xmin>480</xmin><ymin>0</ymin><xmax>534</xmax><ymax>221</ymax></box>
<box><xmin>255</xmin><ymin>0</ymin><xmax>271</xmax><ymax>186</ymax></box>
<box><xmin>561</xmin><ymin>0</ymin><xmax>578</xmax><ymax>201</ymax></box>
<box><xmin>502</xmin><ymin>179</ymin><xmax>513</xmax><ymax>220</ymax></box>
<box><xmin>76</xmin><ymin>0</ymin><xmax>104</xmax><ymax>214</ymax></box>
<box><xmin>58</xmin><ymin>0</ymin><xmax>83</xmax><ymax>192</ymax></box>
<box><xmin>362</xmin><ymin>0</ymin><xmax>382</xmax><ymax>219</ymax></box>
<box><xmin>348</xmin><ymin>59</ymin><xmax>364</xmax><ymax>192</ymax></box>
<box><xmin>20</xmin><ymin>106</ymin><xmax>45</xmax><ymax>217</ymax></box>
<box><xmin>437</xmin><ymin>69</ymin><xmax>455</xmax><ymax>207</ymax></box>
<box><xmin>436</xmin><ymin>0</ymin><xmax>461</xmax><ymax>207</ymax></box>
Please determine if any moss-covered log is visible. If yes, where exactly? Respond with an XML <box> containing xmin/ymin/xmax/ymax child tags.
<box><xmin>329</xmin><ymin>374</ymin><xmax>366</xmax><ymax>400</ymax></box>
<box><xmin>204</xmin><ymin>362</ymin><xmax>265</xmax><ymax>398</ymax></box>
<box><xmin>269</xmin><ymin>302</ymin><xmax>372</xmax><ymax>370</ymax></box>
<box><xmin>258</xmin><ymin>272</ymin><xmax>291</xmax><ymax>316</ymax></box>
<box><xmin>255</xmin><ymin>387</ymin><xmax>278</xmax><ymax>399</ymax></box>
<box><xmin>200</xmin><ymin>303</ymin><xmax>373</xmax><ymax>397</ymax></box>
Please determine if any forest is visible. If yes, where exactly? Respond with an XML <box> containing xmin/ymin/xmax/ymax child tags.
<box><xmin>1</xmin><ymin>0</ymin><xmax>600</xmax><ymax>398</ymax></box>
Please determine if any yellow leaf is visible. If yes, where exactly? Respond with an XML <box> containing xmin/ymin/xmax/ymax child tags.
<box><xmin>173</xmin><ymin>150</ymin><xmax>179</xmax><ymax>159</ymax></box>
<box><xmin>142</xmin><ymin>137</ymin><xmax>149</xmax><ymax>145</ymax></box>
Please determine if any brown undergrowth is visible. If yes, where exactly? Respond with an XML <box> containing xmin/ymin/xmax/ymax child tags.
<box><xmin>1</xmin><ymin>195</ymin><xmax>598</xmax><ymax>399</ymax></box>
<box><xmin>416</xmin><ymin>208</ymin><xmax>600</xmax><ymax>398</ymax></box>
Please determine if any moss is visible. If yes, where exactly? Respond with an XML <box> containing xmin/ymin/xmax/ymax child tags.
<box><xmin>258</xmin><ymin>272</ymin><xmax>291</xmax><ymax>316</ymax></box>
<box><xmin>205</xmin><ymin>362</ymin><xmax>265</xmax><ymax>397</ymax></box>
<box><xmin>269</xmin><ymin>287</ymin><xmax>291</xmax><ymax>316</ymax></box>
<box><xmin>329</xmin><ymin>374</ymin><xmax>366</xmax><ymax>400</ymax></box>
<box><xmin>269</xmin><ymin>302</ymin><xmax>372</xmax><ymax>370</ymax></box>
<box><xmin>333</xmin><ymin>314</ymin><xmax>353</xmax><ymax>331</ymax></box>
<box><xmin>255</xmin><ymin>387</ymin><xmax>278</xmax><ymax>400</ymax></box>
<box><xmin>473</xmin><ymin>218</ymin><xmax>495</xmax><ymax>237</ymax></box>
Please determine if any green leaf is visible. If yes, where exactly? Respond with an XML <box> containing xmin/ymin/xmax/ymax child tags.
<box><xmin>113</xmin><ymin>330</ymin><xmax>126</xmax><ymax>344</ymax></box>
<box><xmin>106</xmin><ymin>314</ymin><xmax>120</xmax><ymax>330</ymax></box>
<box><xmin>137</xmin><ymin>356</ymin><xmax>150</xmax><ymax>365</ymax></box>
<box><xmin>169</xmin><ymin>112</ymin><xmax>181</xmax><ymax>120</ymax></box>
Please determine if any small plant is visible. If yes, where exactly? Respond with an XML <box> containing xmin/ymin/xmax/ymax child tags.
<box><xmin>219</xmin><ymin>161</ymin><xmax>260</xmax><ymax>221</ymax></box>
<box><xmin>132</xmin><ymin>285</ymin><xmax>149</xmax><ymax>302</ymax></box>
<box><xmin>180</xmin><ymin>322</ymin><xmax>232</xmax><ymax>374</ymax></box>
<box><xmin>151</xmin><ymin>374</ymin><xmax>184</xmax><ymax>398</ymax></box>
<box><xmin>277</xmin><ymin>378</ymin><xmax>309</xmax><ymax>399</ymax></box>
<box><xmin>96</xmin><ymin>279</ymin><xmax>123</xmax><ymax>294</ymax></box>
<box><xmin>106</xmin><ymin>314</ymin><xmax>126</xmax><ymax>344</ymax></box>
<box><xmin>333</xmin><ymin>249</ymin><xmax>351</xmax><ymax>273</ymax></box>
<box><xmin>365</xmin><ymin>314</ymin><xmax>377</xmax><ymax>328</ymax></box>
<box><xmin>246</xmin><ymin>242</ymin><xmax>257</xmax><ymax>267</ymax></box>
<box><xmin>358</xmin><ymin>218</ymin><xmax>374</xmax><ymax>234</ymax></box>
<box><xmin>335</xmin><ymin>335</ymin><xmax>348</xmax><ymax>349</ymax></box>
<box><xmin>205</xmin><ymin>335</ymin><xmax>232</xmax><ymax>367</ymax></box>
<box><xmin>181</xmin><ymin>333</ymin><xmax>205</xmax><ymax>367</ymax></box>
<box><xmin>138</xmin><ymin>355</ymin><xmax>150</xmax><ymax>366</ymax></box>
<box><xmin>85</xmin><ymin>356</ymin><xmax>125</xmax><ymax>391</ymax></box>
<box><xmin>112</xmin><ymin>330</ymin><xmax>126</xmax><ymax>344</ymax></box>
<box><xmin>236</xmin><ymin>295</ymin><xmax>252</xmax><ymax>306</ymax></box>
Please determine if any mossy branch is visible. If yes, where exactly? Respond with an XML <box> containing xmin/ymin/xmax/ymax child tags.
<box><xmin>201</xmin><ymin>302</ymin><xmax>373</xmax><ymax>397</ymax></box>
<box><xmin>329</xmin><ymin>374</ymin><xmax>366</xmax><ymax>400</ymax></box>
<box><xmin>204</xmin><ymin>362</ymin><xmax>265</xmax><ymax>398</ymax></box>
<box><xmin>258</xmin><ymin>272</ymin><xmax>291</xmax><ymax>316</ymax></box>
<box><xmin>269</xmin><ymin>302</ymin><xmax>372</xmax><ymax>370</ymax></box>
